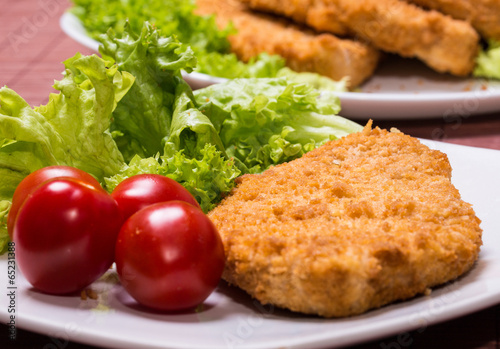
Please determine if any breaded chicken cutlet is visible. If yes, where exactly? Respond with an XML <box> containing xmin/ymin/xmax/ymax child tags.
<box><xmin>405</xmin><ymin>0</ymin><xmax>500</xmax><ymax>41</ymax></box>
<box><xmin>208</xmin><ymin>125</ymin><xmax>482</xmax><ymax>318</ymax></box>
<box><xmin>241</xmin><ymin>0</ymin><xmax>480</xmax><ymax>76</ymax></box>
<box><xmin>194</xmin><ymin>0</ymin><xmax>380</xmax><ymax>88</ymax></box>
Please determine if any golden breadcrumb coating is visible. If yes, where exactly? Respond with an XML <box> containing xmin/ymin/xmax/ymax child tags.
<box><xmin>406</xmin><ymin>0</ymin><xmax>500</xmax><ymax>41</ymax></box>
<box><xmin>241</xmin><ymin>0</ymin><xmax>480</xmax><ymax>76</ymax></box>
<box><xmin>208</xmin><ymin>125</ymin><xmax>482</xmax><ymax>318</ymax></box>
<box><xmin>195</xmin><ymin>0</ymin><xmax>380</xmax><ymax>88</ymax></box>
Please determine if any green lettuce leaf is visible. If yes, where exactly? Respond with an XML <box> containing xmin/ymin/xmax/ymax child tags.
<box><xmin>34</xmin><ymin>54</ymin><xmax>133</xmax><ymax>180</ymax></box>
<box><xmin>0</xmin><ymin>53</ymin><xmax>134</xmax><ymax>252</ymax></box>
<box><xmin>194</xmin><ymin>78</ymin><xmax>362</xmax><ymax>173</ymax></box>
<box><xmin>276</xmin><ymin>67</ymin><xmax>348</xmax><ymax>92</ymax></box>
<box><xmin>0</xmin><ymin>54</ymin><xmax>133</xmax><ymax>183</ymax></box>
<box><xmin>104</xmin><ymin>144</ymin><xmax>240</xmax><ymax>213</ymax></box>
<box><xmin>165</xmin><ymin>83</ymin><xmax>227</xmax><ymax>158</ymax></box>
<box><xmin>71</xmin><ymin>0</ymin><xmax>232</xmax><ymax>55</ymax></box>
<box><xmin>196</xmin><ymin>52</ymin><xmax>286</xmax><ymax>79</ymax></box>
<box><xmin>99</xmin><ymin>22</ymin><xmax>198</xmax><ymax>161</ymax></box>
<box><xmin>0</xmin><ymin>201</ymin><xmax>10</xmax><ymax>254</ymax></box>
<box><xmin>100</xmin><ymin>22</ymin><xmax>240</xmax><ymax>211</ymax></box>
<box><xmin>474</xmin><ymin>40</ymin><xmax>500</xmax><ymax>79</ymax></box>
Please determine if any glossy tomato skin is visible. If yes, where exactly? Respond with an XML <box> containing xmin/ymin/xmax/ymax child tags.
<box><xmin>7</xmin><ymin>166</ymin><xmax>103</xmax><ymax>240</ymax></box>
<box><xmin>14</xmin><ymin>178</ymin><xmax>122</xmax><ymax>295</ymax></box>
<box><xmin>111</xmin><ymin>174</ymin><xmax>200</xmax><ymax>221</ymax></box>
<box><xmin>115</xmin><ymin>201</ymin><xmax>225</xmax><ymax>311</ymax></box>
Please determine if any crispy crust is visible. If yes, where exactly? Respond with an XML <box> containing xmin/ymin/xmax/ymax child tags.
<box><xmin>195</xmin><ymin>0</ymin><xmax>380</xmax><ymax>88</ymax></box>
<box><xmin>406</xmin><ymin>0</ymin><xmax>500</xmax><ymax>41</ymax></box>
<box><xmin>241</xmin><ymin>0</ymin><xmax>480</xmax><ymax>76</ymax></box>
<box><xmin>208</xmin><ymin>126</ymin><xmax>482</xmax><ymax>318</ymax></box>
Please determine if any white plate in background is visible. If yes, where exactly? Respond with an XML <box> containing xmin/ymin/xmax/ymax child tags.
<box><xmin>60</xmin><ymin>12</ymin><xmax>500</xmax><ymax>120</ymax></box>
<box><xmin>336</xmin><ymin>58</ymin><xmax>500</xmax><ymax>120</ymax></box>
<box><xmin>2</xmin><ymin>140</ymin><xmax>500</xmax><ymax>349</ymax></box>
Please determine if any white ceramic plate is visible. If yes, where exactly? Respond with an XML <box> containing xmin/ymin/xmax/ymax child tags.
<box><xmin>1</xmin><ymin>140</ymin><xmax>500</xmax><ymax>349</ymax></box>
<box><xmin>60</xmin><ymin>12</ymin><xmax>500</xmax><ymax>120</ymax></box>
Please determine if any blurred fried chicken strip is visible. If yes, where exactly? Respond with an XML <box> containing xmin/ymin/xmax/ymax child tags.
<box><xmin>405</xmin><ymin>0</ymin><xmax>500</xmax><ymax>41</ymax></box>
<box><xmin>195</xmin><ymin>0</ymin><xmax>380</xmax><ymax>88</ymax></box>
<box><xmin>208</xmin><ymin>125</ymin><xmax>482</xmax><ymax>318</ymax></box>
<box><xmin>241</xmin><ymin>0</ymin><xmax>480</xmax><ymax>76</ymax></box>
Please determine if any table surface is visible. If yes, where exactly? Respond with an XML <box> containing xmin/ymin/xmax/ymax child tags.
<box><xmin>1</xmin><ymin>1</ymin><xmax>499</xmax><ymax>348</ymax></box>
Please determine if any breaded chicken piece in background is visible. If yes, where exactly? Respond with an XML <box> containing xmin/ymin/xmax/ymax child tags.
<box><xmin>195</xmin><ymin>0</ymin><xmax>380</xmax><ymax>88</ymax></box>
<box><xmin>241</xmin><ymin>0</ymin><xmax>480</xmax><ymax>76</ymax></box>
<box><xmin>405</xmin><ymin>0</ymin><xmax>500</xmax><ymax>41</ymax></box>
<box><xmin>208</xmin><ymin>125</ymin><xmax>482</xmax><ymax>318</ymax></box>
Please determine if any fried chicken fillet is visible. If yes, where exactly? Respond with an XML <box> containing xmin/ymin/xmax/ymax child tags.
<box><xmin>208</xmin><ymin>125</ymin><xmax>482</xmax><ymax>318</ymax></box>
<box><xmin>241</xmin><ymin>0</ymin><xmax>480</xmax><ymax>76</ymax></box>
<box><xmin>405</xmin><ymin>0</ymin><xmax>500</xmax><ymax>41</ymax></box>
<box><xmin>195</xmin><ymin>0</ymin><xmax>380</xmax><ymax>88</ymax></box>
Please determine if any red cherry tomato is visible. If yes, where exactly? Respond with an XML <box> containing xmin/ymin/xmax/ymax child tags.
<box><xmin>111</xmin><ymin>174</ymin><xmax>200</xmax><ymax>221</ymax></box>
<box><xmin>14</xmin><ymin>178</ymin><xmax>122</xmax><ymax>295</ymax></box>
<box><xmin>115</xmin><ymin>201</ymin><xmax>225</xmax><ymax>311</ymax></box>
<box><xmin>7</xmin><ymin>166</ymin><xmax>103</xmax><ymax>240</ymax></box>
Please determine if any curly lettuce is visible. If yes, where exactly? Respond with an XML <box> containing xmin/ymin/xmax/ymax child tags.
<box><xmin>99</xmin><ymin>22</ymin><xmax>198</xmax><ymax>161</ymax></box>
<box><xmin>99</xmin><ymin>23</ymin><xmax>240</xmax><ymax>211</ymax></box>
<box><xmin>71</xmin><ymin>0</ymin><xmax>231</xmax><ymax>54</ymax></box>
<box><xmin>104</xmin><ymin>144</ymin><xmax>240</xmax><ymax>213</ymax></box>
<box><xmin>0</xmin><ymin>54</ymin><xmax>134</xmax><ymax>253</ymax></box>
<box><xmin>194</xmin><ymin>78</ymin><xmax>362</xmax><ymax>173</ymax></box>
<box><xmin>474</xmin><ymin>40</ymin><xmax>500</xmax><ymax>79</ymax></box>
<box><xmin>0</xmin><ymin>54</ymin><xmax>133</xmax><ymax>184</ymax></box>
